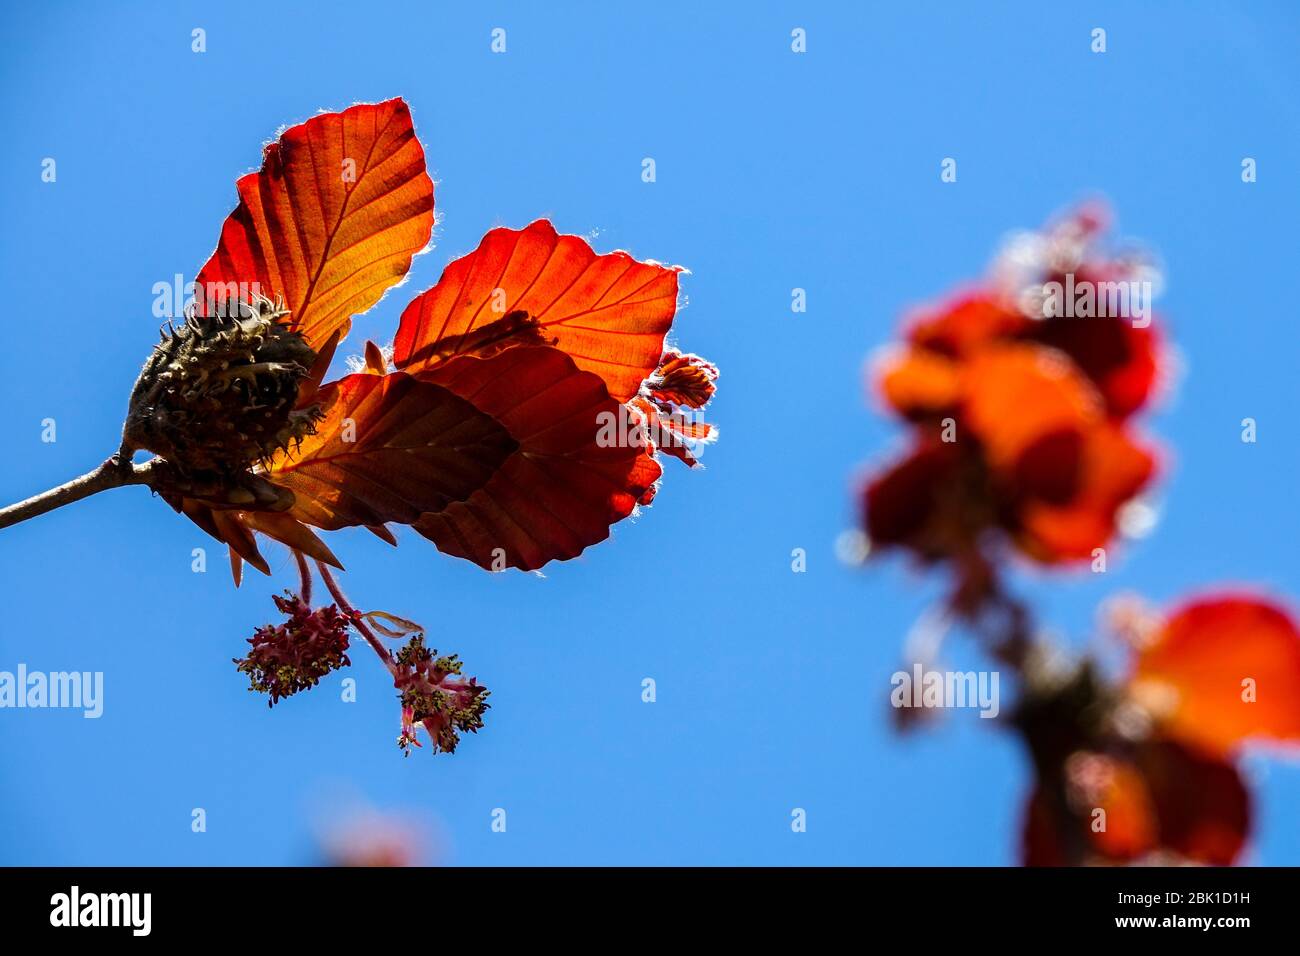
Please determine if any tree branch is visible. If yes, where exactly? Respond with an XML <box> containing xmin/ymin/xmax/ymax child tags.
<box><xmin>0</xmin><ymin>457</ymin><xmax>158</xmax><ymax>531</ymax></box>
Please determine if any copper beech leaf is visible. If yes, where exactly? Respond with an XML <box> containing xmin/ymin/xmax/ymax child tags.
<box><xmin>265</xmin><ymin>371</ymin><xmax>517</xmax><ymax>530</ymax></box>
<box><xmin>196</xmin><ymin>98</ymin><xmax>434</xmax><ymax>350</ymax></box>
<box><xmin>1016</xmin><ymin>422</ymin><xmax>1156</xmax><ymax>562</ymax></box>
<box><xmin>959</xmin><ymin>344</ymin><xmax>1101</xmax><ymax>483</ymax></box>
<box><xmin>1022</xmin><ymin>740</ymin><xmax>1249</xmax><ymax>865</ymax></box>
<box><xmin>646</xmin><ymin>349</ymin><xmax>718</xmax><ymax>409</ymax></box>
<box><xmin>392</xmin><ymin>220</ymin><xmax>681</xmax><ymax>402</ymax></box>
<box><xmin>1132</xmin><ymin>596</ymin><xmax>1300</xmax><ymax>754</ymax></box>
<box><xmin>411</xmin><ymin>345</ymin><xmax>662</xmax><ymax>571</ymax></box>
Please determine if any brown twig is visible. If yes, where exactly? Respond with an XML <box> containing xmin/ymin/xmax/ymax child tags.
<box><xmin>0</xmin><ymin>456</ymin><xmax>160</xmax><ymax>531</ymax></box>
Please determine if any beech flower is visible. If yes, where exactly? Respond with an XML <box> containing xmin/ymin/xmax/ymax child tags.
<box><xmin>235</xmin><ymin>593</ymin><xmax>352</xmax><ymax>706</ymax></box>
<box><xmin>392</xmin><ymin>636</ymin><xmax>489</xmax><ymax>756</ymax></box>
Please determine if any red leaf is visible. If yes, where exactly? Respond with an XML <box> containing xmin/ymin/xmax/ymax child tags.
<box><xmin>1022</xmin><ymin>756</ymin><xmax>1158</xmax><ymax>865</ymax></box>
<box><xmin>959</xmin><ymin>344</ymin><xmax>1100</xmax><ymax>486</ymax></box>
<box><xmin>1022</xmin><ymin>740</ymin><xmax>1249</xmax><ymax>865</ymax></box>
<box><xmin>861</xmin><ymin>438</ymin><xmax>966</xmax><ymax>557</ymax></box>
<box><xmin>392</xmin><ymin>220</ymin><xmax>680</xmax><ymax>402</ymax></box>
<box><xmin>646</xmin><ymin>349</ymin><xmax>717</xmax><ymax>409</ymax></box>
<box><xmin>265</xmin><ymin>371</ymin><xmax>517</xmax><ymax>530</ymax></box>
<box><xmin>1015</xmin><ymin>423</ymin><xmax>1157</xmax><ymax>561</ymax></box>
<box><xmin>411</xmin><ymin>346</ymin><xmax>662</xmax><ymax>570</ymax></box>
<box><xmin>876</xmin><ymin>346</ymin><xmax>962</xmax><ymax>419</ymax></box>
<box><xmin>1132</xmin><ymin>595</ymin><xmax>1300</xmax><ymax>754</ymax></box>
<box><xmin>1139</xmin><ymin>739</ymin><xmax>1250</xmax><ymax>864</ymax></box>
<box><xmin>906</xmin><ymin>292</ymin><xmax>1029</xmax><ymax>357</ymax></box>
<box><xmin>632</xmin><ymin>350</ymin><xmax>719</xmax><ymax>468</ymax></box>
<box><xmin>393</xmin><ymin>310</ymin><xmax>557</xmax><ymax>366</ymax></box>
<box><xmin>196</xmin><ymin>98</ymin><xmax>434</xmax><ymax>350</ymax></box>
<box><xmin>1029</xmin><ymin>315</ymin><xmax>1161</xmax><ymax>420</ymax></box>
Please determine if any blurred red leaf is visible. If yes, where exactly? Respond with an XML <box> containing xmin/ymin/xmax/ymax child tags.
<box><xmin>877</xmin><ymin>347</ymin><xmax>962</xmax><ymax>419</ymax></box>
<box><xmin>1132</xmin><ymin>595</ymin><xmax>1300</xmax><ymax>754</ymax></box>
<box><xmin>959</xmin><ymin>345</ymin><xmax>1099</xmax><ymax>487</ymax></box>
<box><xmin>1023</xmin><ymin>740</ymin><xmax>1249</xmax><ymax>866</ymax></box>
<box><xmin>1028</xmin><ymin>314</ymin><xmax>1160</xmax><ymax>420</ymax></box>
<box><xmin>906</xmin><ymin>292</ymin><xmax>1029</xmax><ymax>356</ymax></box>
<box><xmin>861</xmin><ymin>438</ymin><xmax>967</xmax><ymax>557</ymax></box>
<box><xmin>1139</xmin><ymin>739</ymin><xmax>1250</xmax><ymax>864</ymax></box>
<box><xmin>1016</xmin><ymin>423</ymin><xmax>1156</xmax><ymax>562</ymax></box>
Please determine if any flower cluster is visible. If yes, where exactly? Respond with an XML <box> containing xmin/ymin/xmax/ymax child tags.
<box><xmin>393</xmin><ymin>636</ymin><xmax>490</xmax><ymax>756</ymax></box>
<box><xmin>235</xmin><ymin>592</ymin><xmax>352</xmax><ymax>706</ymax></box>
<box><xmin>862</xmin><ymin>205</ymin><xmax>1163</xmax><ymax>583</ymax></box>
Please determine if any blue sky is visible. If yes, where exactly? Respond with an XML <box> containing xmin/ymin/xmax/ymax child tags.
<box><xmin>1</xmin><ymin>1</ymin><xmax>1297</xmax><ymax>865</ymax></box>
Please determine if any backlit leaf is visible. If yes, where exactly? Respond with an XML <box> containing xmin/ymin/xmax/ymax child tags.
<box><xmin>196</xmin><ymin>98</ymin><xmax>434</xmax><ymax>350</ymax></box>
<box><xmin>411</xmin><ymin>346</ymin><xmax>662</xmax><ymax>571</ymax></box>
<box><xmin>1132</xmin><ymin>595</ymin><xmax>1300</xmax><ymax>754</ymax></box>
<box><xmin>265</xmin><ymin>371</ymin><xmax>517</xmax><ymax>530</ymax></box>
<box><xmin>393</xmin><ymin>220</ymin><xmax>680</xmax><ymax>402</ymax></box>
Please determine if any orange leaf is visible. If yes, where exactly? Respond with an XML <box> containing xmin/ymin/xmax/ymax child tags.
<box><xmin>1016</xmin><ymin>423</ymin><xmax>1156</xmax><ymax>561</ymax></box>
<box><xmin>646</xmin><ymin>349</ymin><xmax>717</xmax><ymax>409</ymax></box>
<box><xmin>631</xmin><ymin>397</ymin><xmax>715</xmax><ymax>468</ymax></box>
<box><xmin>392</xmin><ymin>220</ymin><xmax>680</xmax><ymax>402</ymax></box>
<box><xmin>1087</xmin><ymin>758</ymin><xmax>1159</xmax><ymax>860</ymax></box>
<box><xmin>1022</xmin><ymin>741</ymin><xmax>1249</xmax><ymax>865</ymax></box>
<box><xmin>363</xmin><ymin>340</ymin><xmax>388</xmax><ymax>375</ymax></box>
<box><xmin>907</xmin><ymin>292</ymin><xmax>1028</xmax><ymax>356</ymax></box>
<box><xmin>394</xmin><ymin>310</ymin><xmax>557</xmax><ymax>366</ymax></box>
<box><xmin>241</xmin><ymin>510</ymin><xmax>343</xmax><ymax>569</ymax></box>
<box><xmin>1131</xmin><ymin>595</ymin><xmax>1300</xmax><ymax>754</ymax></box>
<box><xmin>876</xmin><ymin>346</ymin><xmax>961</xmax><ymax>419</ymax></box>
<box><xmin>1029</xmin><ymin>315</ymin><xmax>1161</xmax><ymax>420</ymax></box>
<box><xmin>960</xmin><ymin>344</ymin><xmax>1100</xmax><ymax>484</ymax></box>
<box><xmin>861</xmin><ymin>437</ymin><xmax>966</xmax><ymax>556</ymax></box>
<box><xmin>634</xmin><ymin>349</ymin><xmax>719</xmax><ymax>468</ymax></box>
<box><xmin>1022</xmin><ymin>756</ymin><xmax>1158</xmax><ymax>865</ymax></box>
<box><xmin>265</xmin><ymin>371</ymin><xmax>517</xmax><ymax>530</ymax></box>
<box><xmin>196</xmin><ymin>98</ymin><xmax>434</xmax><ymax>350</ymax></box>
<box><xmin>1138</xmin><ymin>739</ymin><xmax>1250</xmax><ymax>864</ymax></box>
<box><xmin>411</xmin><ymin>346</ymin><xmax>662</xmax><ymax>570</ymax></box>
<box><xmin>169</xmin><ymin>497</ymin><xmax>271</xmax><ymax>577</ymax></box>
<box><xmin>210</xmin><ymin>508</ymin><xmax>270</xmax><ymax>576</ymax></box>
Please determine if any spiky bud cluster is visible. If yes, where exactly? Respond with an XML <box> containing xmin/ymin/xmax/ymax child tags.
<box><xmin>124</xmin><ymin>295</ymin><xmax>321</xmax><ymax>477</ymax></box>
<box><xmin>235</xmin><ymin>592</ymin><xmax>353</xmax><ymax>706</ymax></box>
<box><xmin>393</xmin><ymin>635</ymin><xmax>490</xmax><ymax>755</ymax></box>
